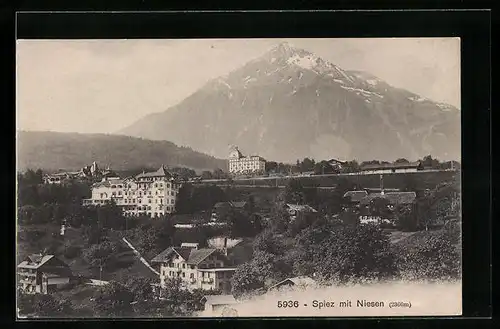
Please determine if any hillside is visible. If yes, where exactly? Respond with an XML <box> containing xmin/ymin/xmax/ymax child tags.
<box><xmin>119</xmin><ymin>42</ymin><xmax>461</xmax><ymax>163</ymax></box>
<box><xmin>16</xmin><ymin>130</ymin><xmax>227</xmax><ymax>172</ymax></box>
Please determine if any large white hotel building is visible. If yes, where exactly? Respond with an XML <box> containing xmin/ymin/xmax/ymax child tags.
<box><xmin>82</xmin><ymin>165</ymin><xmax>181</xmax><ymax>218</ymax></box>
<box><xmin>228</xmin><ymin>147</ymin><xmax>266</xmax><ymax>175</ymax></box>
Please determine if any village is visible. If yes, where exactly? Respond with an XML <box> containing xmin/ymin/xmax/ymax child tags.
<box><xmin>17</xmin><ymin>147</ymin><xmax>461</xmax><ymax>317</ymax></box>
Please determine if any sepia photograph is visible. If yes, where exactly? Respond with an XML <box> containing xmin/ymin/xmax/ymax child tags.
<box><xmin>16</xmin><ymin>38</ymin><xmax>462</xmax><ymax>318</ymax></box>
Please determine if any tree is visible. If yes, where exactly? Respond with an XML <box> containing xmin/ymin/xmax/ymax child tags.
<box><xmin>231</xmin><ymin>251</ymin><xmax>290</xmax><ymax>297</ymax></box>
<box><xmin>31</xmin><ymin>294</ymin><xmax>73</xmax><ymax>317</ymax></box>
<box><xmin>125</xmin><ymin>277</ymin><xmax>155</xmax><ymax>301</ymax></box>
<box><xmin>265</xmin><ymin>161</ymin><xmax>278</xmax><ymax>173</ymax></box>
<box><xmin>422</xmin><ymin>155</ymin><xmax>440</xmax><ymax>169</ymax></box>
<box><xmin>224</xmin><ymin>208</ymin><xmax>257</xmax><ymax>238</ymax></box>
<box><xmin>134</xmin><ymin>220</ymin><xmax>175</xmax><ymax>256</ymax></box>
<box><xmin>394</xmin><ymin>230</ymin><xmax>461</xmax><ymax>281</ymax></box>
<box><xmin>267</xmin><ymin>203</ymin><xmax>290</xmax><ymax>234</ymax></box>
<box><xmin>97</xmin><ymin>200</ymin><xmax>125</xmax><ymax>229</ymax></box>
<box><xmin>83</xmin><ymin>241</ymin><xmax>119</xmax><ymax>280</ymax></box>
<box><xmin>201</xmin><ymin>171</ymin><xmax>213</xmax><ymax>180</ymax></box>
<box><xmin>394</xmin><ymin>158</ymin><xmax>409</xmax><ymax>164</ymax></box>
<box><xmin>369</xmin><ymin>197</ymin><xmax>392</xmax><ymax>220</ymax></box>
<box><xmin>93</xmin><ymin>281</ymin><xmax>135</xmax><ymax>317</ymax></box>
<box><xmin>157</xmin><ymin>277</ymin><xmax>196</xmax><ymax>316</ymax></box>
<box><xmin>292</xmin><ymin>221</ymin><xmax>396</xmax><ymax>283</ymax></box>
<box><xmin>17</xmin><ymin>290</ymin><xmax>35</xmax><ymax>316</ymax></box>
<box><xmin>252</xmin><ymin>229</ymin><xmax>285</xmax><ymax>255</ymax></box>
<box><xmin>341</xmin><ymin>160</ymin><xmax>360</xmax><ymax>174</ymax></box>
<box><xmin>212</xmin><ymin>168</ymin><xmax>227</xmax><ymax>180</ymax></box>
<box><xmin>339</xmin><ymin>209</ymin><xmax>358</xmax><ymax>226</ymax></box>
<box><xmin>287</xmin><ymin>212</ymin><xmax>319</xmax><ymax>237</ymax></box>
<box><xmin>300</xmin><ymin>158</ymin><xmax>315</xmax><ymax>173</ymax></box>
<box><xmin>175</xmin><ymin>184</ymin><xmax>194</xmax><ymax>214</ymax></box>
<box><xmin>282</xmin><ymin>179</ymin><xmax>306</xmax><ymax>204</ymax></box>
<box><xmin>83</xmin><ymin>226</ymin><xmax>110</xmax><ymax>246</ymax></box>
<box><xmin>394</xmin><ymin>204</ymin><xmax>418</xmax><ymax>231</ymax></box>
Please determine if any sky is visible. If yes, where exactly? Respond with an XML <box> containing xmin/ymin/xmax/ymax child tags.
<box><xmin>17</xmin><ymin>38</ymin><xmax>460</xmax><ymax>134</ymax></box>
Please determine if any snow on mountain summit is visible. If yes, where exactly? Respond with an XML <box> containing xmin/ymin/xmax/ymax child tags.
<box><xmin>119</xmin><ymin>42</ymin><xmax>461</xmax><ymax>162</ymax></box>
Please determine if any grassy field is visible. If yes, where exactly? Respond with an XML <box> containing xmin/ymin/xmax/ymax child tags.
<box><xmin>16</xmin><ymin>224</ymin><xmax>156</xmax><ymax>282</ymax></box>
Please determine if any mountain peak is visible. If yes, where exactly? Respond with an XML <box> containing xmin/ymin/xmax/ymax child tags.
<box><xmin>267</xmin><ymin>42</ymin><xmax>311</xmax><ymax>59</ymax></box>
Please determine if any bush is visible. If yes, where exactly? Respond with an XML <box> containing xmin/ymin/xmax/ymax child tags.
<box><xmin>291</xmin><ymin>222</ymin><xmax>397</xmax><ymax>284</ymax></box>
<box><xmin>393</xmin><ymin>230</ymin><xmax>461</xmax><ymax>281</ymax></box>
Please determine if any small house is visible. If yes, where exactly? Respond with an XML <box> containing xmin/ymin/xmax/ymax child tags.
<box><xmin>268</xmin><ymin>276</ymin><xmax>316</xmax><ymax>291</ymax></box>
<box><xmin>17</xmin><ymin>254</ymin><xmax>72</xmax><ymax>294</ymax></box>
<box><xmin>151</xmin><ymin>244</ymin><xmax>236</xmax><ymax>293</ymax></box>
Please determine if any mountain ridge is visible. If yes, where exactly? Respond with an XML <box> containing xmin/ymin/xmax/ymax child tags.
<box><xmin>118</xmin><ymin>42</ymin><xmax>460</xmax><ymax>162</ymax></box>
<box><xmin>16</xmin><ymin>130</ymin><xmax>227</xmax><ymax>172</ymax></box>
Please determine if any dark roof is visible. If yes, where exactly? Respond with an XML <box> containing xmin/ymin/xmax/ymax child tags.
<box><xmin>151</xmin><ymin>247</ymin><xmax>219</xmax><ymax>265</ymax></box>
<box><xmin>359</xmin><ymin>192</ymin><xmax>417</xmax><ymax>206</ymax></box>
<box><xmin>343</xmin><ymin>190</ymin><xmax>368</xmax><ymax>202</ymax></box>
<box><xmin>187</xmin><ymin>249</ymin><xmax>217</xmax><ymax>265</ymax></box>
<box><xmin>136</xmin><ymin>165</ymin><xmax>173</xmax><ymax>179</ymax></box>
<box><xmin>268</xmin><ymin>276</ymin><xmax>316</xmax><ymax>290</ymax></box>
<box><xmin>361</xmin><ymin>162</ymin><xmax>421</xmax><ymax>171</ymax></box>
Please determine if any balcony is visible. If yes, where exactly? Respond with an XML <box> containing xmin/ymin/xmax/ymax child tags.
<box><xmin>18</xmin><ymin>271</ymin><xmax>36</xmax><ymax>277</ymax></box>
<box><xmin>19</xmin><ymin>278</ymin><xmax>36</xmax><ymax>285</ymax></box>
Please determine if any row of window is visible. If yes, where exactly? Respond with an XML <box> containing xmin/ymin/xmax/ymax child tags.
<box><xmin>107</xmin><ymin>189</ymin><xmax>177</xmax><ymax>197</ymax></box>
<box><xmin>166</xmin><ymin>262</ymin><xmax>222</xmax><ymax>269</ymax></box>
<box><xmin>230</xmin><ymin>163</ymin><xmax>264</xmax><ymax>168</ymax></box>
<box><xmin>162</xmin><ymin>270</ymin><xmax>218</xmax><ymax>279</ymax></box>
<box><xmin>138</xmin><ymin>177</ymin><xmax>165</xmax><ymax>182</ymax></box>
<box><xmin>137</xmin><ymin>182</ymin><xmax>173</xmax><ymax>189</ymax></box>
<box><xmin>128</xmin><ymin>207</ymin><xmax>173</xmax><ymax>214</ymax></box>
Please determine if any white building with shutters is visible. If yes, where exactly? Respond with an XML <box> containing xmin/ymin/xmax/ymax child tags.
<box><xmin>228</xmin><ymin>147</ymin><xmax>266</xmax><ymax>175</ymax></box>
<box><xmin>82</xmin><ymin>165</ymin><xmax>181</xmax><ymax>218</ymax></box>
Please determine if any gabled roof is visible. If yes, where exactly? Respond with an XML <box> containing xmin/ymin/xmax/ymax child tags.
<box><xmin>268</xmin><ymin>276</ymin><xmax>316</xmax><ymax>290</ymax></box>
<box><xmin>343</xmin><ymin>190</ymin><xmax>368</xmax><ymax>202</ymax></box>
<box><xmin>136</xmin><ymin>165</ymin><xmax>173</xmax><ymax>179</ymax></box>
<box><xmin>187</xmin><ymin>248</ymin><xmax>217</xmax><ymax>265</ymax></box>
<box><xmin>359</xmin><ymin>192</ymin><xmax>417</xmax><ymax>206</ymax></box>
<box><xmin>285</xmin><ymin>204</ymin><xmax>318</xmax><ymax>213</ymax></box>
<box><xmin>150</xmin><ymin>247</ymin><xmax>220</xmax><ymax>265</ymax></box>
<box><xmin>201</xmin><ymin>295</ymin><xmax>237</xmax><ymax>305</ymax></box>
<box><xmin>17</xmin><ymin>254</ymin><xmax>55</xmax><ymax>269</ymax></box>
<box><xmin>328</xmin><ymin>158</ymin><xmax>345</xmax><ymax>164</ymax></box>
